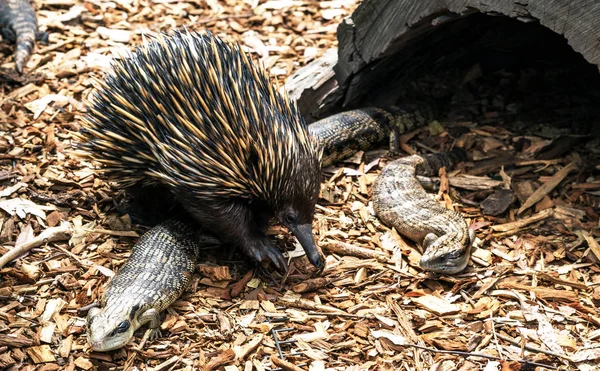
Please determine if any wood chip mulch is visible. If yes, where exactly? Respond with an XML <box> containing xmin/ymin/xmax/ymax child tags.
<box><xmin>1</xmin><ymin>1</ymin><xmax>600</xmax><ymax>370</ymax></box>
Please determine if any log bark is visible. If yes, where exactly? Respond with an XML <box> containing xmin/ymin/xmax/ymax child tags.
<box><xmin>286</xmin><ymin>0</ymin><xmax>600</xmax><ymax>121</ymax></box>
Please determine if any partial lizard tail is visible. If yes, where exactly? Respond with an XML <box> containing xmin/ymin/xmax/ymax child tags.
<box><xmin>0</xmin><ymin>0</ymin><xmax>40</xmax><ymax>73</ymax></box>
<box><xmin>13</xmin><ymin>15</ymin><xmax>37</xmax><ymax>73</ymax></box>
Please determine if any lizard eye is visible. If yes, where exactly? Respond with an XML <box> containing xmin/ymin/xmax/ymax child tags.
<box><xmin>116</xmin><ymin>321</ymin><xmax>130</xmax><ymax>333</ymax></box>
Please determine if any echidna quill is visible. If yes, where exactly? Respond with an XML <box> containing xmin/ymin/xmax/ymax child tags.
<box><xmin>74</xmin><ymin>30</ymin><xmax>323</xmax><ymax>271</ymax></box>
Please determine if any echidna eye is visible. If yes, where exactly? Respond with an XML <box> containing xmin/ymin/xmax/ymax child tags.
<box><xmin>285</xmin><ymin>212</ymin><xmax>297</xmax><ymax>224</ymax></box>
<box><xmin>116</xmin><ymin>321</ymin><xmax>130</xmax><ymax>333</ymax></box>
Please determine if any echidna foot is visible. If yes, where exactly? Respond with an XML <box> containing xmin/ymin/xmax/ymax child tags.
<box><xmin>243</xmin><ymin>239</ymin><xmax>288</xmax><ymax>272</ymax></box>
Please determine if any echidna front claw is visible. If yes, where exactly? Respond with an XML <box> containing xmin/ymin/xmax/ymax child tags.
<box><xmin>244</xmin><ymin>238</ymin><xmax>288</xmax><ymax>272</ymax></box>
<box><xmin>265</xmin><ymin>246</ymin><xmax>288</xmax><ymax>273</ymax></box>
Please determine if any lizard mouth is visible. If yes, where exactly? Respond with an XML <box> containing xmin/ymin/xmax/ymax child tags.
<box><xmin>419</xmin><ymin>245</ymin><xmax>470</xmax><ymax>275</ymax></box>
<box><xmin>89</xmin><ymin>340</ymin><xmax>106</xmax><ymax>352</ymax></box>
<box><xmin>88</xmin><ymin>335</ymin><xmax>128</xmax><ymax>352</ymax></box>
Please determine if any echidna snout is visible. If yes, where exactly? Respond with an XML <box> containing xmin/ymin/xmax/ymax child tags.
<box><xmin>276</xmin><ymin>195</ymin><xmax>322</xmax><ymax>268</ymax></box>
<box><xmin>287</xmin><ymin>223</ymin><xmax>321</xmax><ymax>268</ymax></box>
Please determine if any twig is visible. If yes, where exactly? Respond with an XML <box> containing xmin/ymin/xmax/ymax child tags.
<box><xmin>278</xmin><ymin>261</ymin><xmax>293</xmax><ymax>289</ymax></box>
<box><xmin>0</xmin><ymin>222</ymin><xmax>72</xmax><ymax>269</ymax></box>
<box><xmin>518</xmin><ymin>163</ymin><xmax>576</xmax><ymax>214</ymax></box>
<box><xmin>122</xmin><ymin>351</ymin><xmax>138</xmax><ymax>371</ymax></box>
<box><xmin>135</xmin><ymin>329</ymin><xmax>153</xmax><ymax>352</ymax></box>
<box><xmin>37</xmin><ymin>37</ymin><xmax>77</xmax><ymax>54</ymax></box>
<box><xmin>54</xmin><ymin>244</ymin><xmax>87</xmax><ymax>266</ymax></box>
<box><xmin>414</xmin><ymin>141</ymin><xmax>439</xmax><ymax>154</ymax></box>
<box><xmin>495</xmin><ymin>333</ymin><xmax>572</xmax><ymax>362</ymax></box>
<box><xmin>321</xmin><ymin>241</ymin><xmax>388</xmax><ymax>261</ymax></box>
<box><xmin>203</xmin><ymin>348</ymin><xmax>235</xmax><ymax>371</ymax></box>
<box><xmin>270</xmin><ymin>354</ymin><xmax>304</xmax><ymax>371</ymax></box>
<box><xmin>401</xmin><ymin>342</ymin><xmax>558</xmax><ymax>369</ymax></box>
<box><xmin>85</xmin><ymin>228</ymin><xmax>139</xmax><ymax>237</ymax></box>
<box><xmin>490</xmin><ymin>311</ymin><xmax>503</xmax><ymax>361</ymax></box>
<box><xmin>515</xmin><ymin>270</ymin><xmax>589</xmax><ymax>291</ymax></box>
<box><xmin>277</xmin><ymin>296</ymin><xmax>346</xmax><ymax>314</ymax></box>
<box><xmin>491</xmin><ymin>208</ymin><xmax>554</xmax><ymax>233</ymax></box>
<box><xmin>580</xmin><ymin>230</ymin><xmax>600</xmax><ymax>262</ymax></box>
<box><xmin>292</xmin><ymin>277</ymin><xmax>330</xmax><ymax>293</ymax></box>
<box><xmin>307</xmin><ymin>311</ymin><xmax>372</xmax><ymax>319</ymax></box>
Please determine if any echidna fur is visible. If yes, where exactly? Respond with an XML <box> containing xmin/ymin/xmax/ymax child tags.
<box><xmin>75</xmin><ymin>30</ymin><xmax>323</xmax><ymax>271</ymax></box>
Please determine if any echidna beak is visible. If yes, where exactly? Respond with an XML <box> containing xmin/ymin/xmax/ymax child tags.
<box><xmin>292</xmin><ymin>224</ymin><xmax>323</xmax><ymax>268</ymax></box>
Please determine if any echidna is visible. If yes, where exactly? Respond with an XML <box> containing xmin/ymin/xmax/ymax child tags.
<box><xmin>75</xmin><ymin>30</ymin><xmax>323</xmax><ymax>271</ymax></box>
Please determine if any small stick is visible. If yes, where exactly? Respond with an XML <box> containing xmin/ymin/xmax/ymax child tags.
<box><xmin>277</xmin><ymin>296</ymin><xmax>345</xmax><ymax>314</ymax></box>
<box><xmin>307</xmin><ymin>311</ymin><xmax>372</xmax><ymax>319</ymax></box>
<box><xmin>489</xmin><ymin>312</ymin><xmax>503</xmax><ymax>361</ymax></box>
<box><xmin>270</xmin><ymin>355</ymin><xmax>304</xmax><ymax>371</ymax></box>
<box><xmin>0</xmin><ymin>222</ymin><xmax>72</xmax><ymax>269</ymax></box>
<box><xmin>495</xmin><ymin>333</ymin><xmax>572</xmax><ymax>362</ymax></box>
<box><xmin>135</xmin><ymin>329</ymin><xmax>153</xmax><ymax>351</ymax></box>
<box><xmin>400</xmin><ymin>342</ymin><xmax>558</xmax><ymax>369</ymax></box>
<box><xmin>85</xmin><ymin>228</ymin><xmax>139</xmax><ymax>237</ymax></box>
<box><xmin>203</xmin><ymin>349</ymin><xmax>235</xmax><ymax>371</ymax></box>
<box><xmin>321</xmin><ymin>241</ymin><xmax>387</xmax><ymax>261</ymax></box>
<box><xmin>38</xmin><ymin>37</ymin><xmax>77</xmax><ymax>54</ymax></box>
<box><xmin>292</xmin><ymin>278</ymin><xmax>330</xmax><ymax>293</ymax></box>
<box><xmin>491</xmin><ymin>208</ymin><xmax>553</xmax><ymax>233</ymax></box>
<box><xmin>230</xmin><ymin>270</ymin><xmax>253</xmax><ymax>298</ymax></box>
<box><xmin>518</xmin><ymin>163</ymin><xmax>576</xmax><ymax>214</ymax></box>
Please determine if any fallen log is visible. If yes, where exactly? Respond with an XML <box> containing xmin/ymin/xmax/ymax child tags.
<box><xmin>287</xmin><ymin>0</ymin><xmax>600</xmax><ymax>121</ymax></box>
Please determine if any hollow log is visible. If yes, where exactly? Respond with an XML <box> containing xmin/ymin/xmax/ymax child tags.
<box><xmin>286</xmin><ymin>0</ymin><xmax>600</xmax><ymax>122</ymax></box>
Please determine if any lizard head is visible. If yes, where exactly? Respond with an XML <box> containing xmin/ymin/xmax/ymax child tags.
<box><xmin>86</xmin><ymin>305</ymin><xmax>137</xmax><ymax>352</ymax></box>
<box><xmin>419</xmin><ymin>230</ymin><xmax>473</xmax><ymax>275</ymax></box>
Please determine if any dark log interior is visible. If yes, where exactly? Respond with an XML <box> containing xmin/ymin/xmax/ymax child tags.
<box><xmin>346</xmin><ymin>14</ymin><xmax>599</xmax><ymax>104</ymax></box>
<box><xmin>291</xmin><ymin>11</ymin><xmax>600</xmax><ymax>140</ymax></box>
